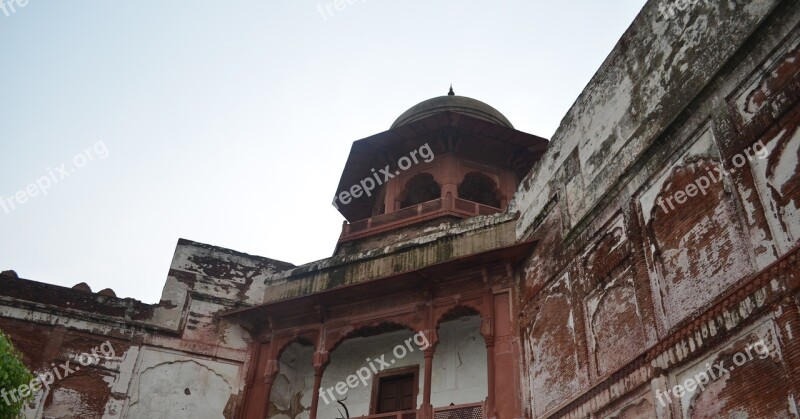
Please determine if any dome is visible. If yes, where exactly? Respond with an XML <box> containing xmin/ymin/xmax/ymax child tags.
<box><xmin>391</xmin><ymin>88</ymin><xmax>513</xmax><ymax>129</ymax></box>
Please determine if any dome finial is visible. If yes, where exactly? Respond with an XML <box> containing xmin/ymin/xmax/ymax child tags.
<box><xmin>448</xmin><ymin>85</ymin><xmax>455</xmax><ymax>96</ymax></box>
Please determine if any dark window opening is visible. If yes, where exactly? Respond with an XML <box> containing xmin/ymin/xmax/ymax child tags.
<box><xmin>376</xmin><ymin>373</ymin><xmax>415</xmax><ymax>413</ymax></box>
<box><xmin>372</xmin><ymin>187</ymin><xmax>388</xmax><ymax>216</ymax></box>
<box><xmin>400</xmin><ymin>173</ymin><xmax>441</xmax><ymax>208</ymax></box>
<box><xmin>458</xmin><ymin>172</ymin><xmax>501</xmax><ymax>208</ymax></box>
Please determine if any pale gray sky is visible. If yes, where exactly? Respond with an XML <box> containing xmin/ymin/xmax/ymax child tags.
<box><xmin>0</xmin><ymin>1</ymin><xmax>646</xmax><ymax>303</ymax></box>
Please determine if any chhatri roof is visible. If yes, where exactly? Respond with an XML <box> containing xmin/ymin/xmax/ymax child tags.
<box><xmin>332</xmin><ymin>90</ymin><xmax>549</xmax><ymax>222</ymax></box>
<box><xmin>391</xmin><ymin>86</ymin><xmax>514</xmax><ymax>129</ymax></box>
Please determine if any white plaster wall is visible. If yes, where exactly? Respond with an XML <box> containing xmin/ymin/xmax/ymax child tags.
<box><xmin>430</xmin><ymin>316</ymin><xmax>487</xmax><ymax>408</ymax></box>
<box><xmin>150</xmin><ymin>277</ymin><xmax>188</xmax><ymax>331</ymax></box>
<box><xmin>317</xmin><ymin>329</ymin><xmax>424</xmax><ymax>418</ymax></box>
<box><xmin>169</xmin><ymin>241</ymin><xmax>287</xmax><ymax>305</ymax></box>
<box><xmin>314</xmin><ymin>319</ymin><xmax>487</xmax><ymax>418</ymax></box>
<box><xmin>638</xmin><ymin>125</ymin><xmax>717</xmax><ymax>226</ymax></box>
<box><xmin>124</xmin><ymin>347</ymin><xmax>241</xmax><ymax>419</ymax></box>
<box><xmin>750</xmin><ymin>126</ymin><xmax>800</xmax><ymax>253</ymax></box>
<box><xmin>269</xmin><ymin>342</ymin><xmax>315</xmax><ymax>419</ymax></box>
<box><xmin>511</xmin><ymin>0</ymin><xmax>782</xmax><ymax>238</ymax></box>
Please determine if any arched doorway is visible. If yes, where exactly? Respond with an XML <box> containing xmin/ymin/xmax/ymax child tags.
<box><xmin>268</xmin><ymin>340</ymin><xmax>315</xmax><ymax>419</ymax></box>
<box><xmin>319</xmin><ymin>323</ymin><xmax>426</xmax><ymax>418</ymax></box>
<box><xmin>432</xmin><ymin>307</ymin><xmax>488</xmax><ymax>409</ymax></box>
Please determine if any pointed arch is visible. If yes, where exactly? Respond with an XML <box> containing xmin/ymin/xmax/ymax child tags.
<box><xmin>327</xmin><ymin>321</ymin><xmax>418</xmax><ymax>353</ymax></box>
<box><xmin>458</xmin><ymin>171</ymin><xmax>501</xmax><ymax>208</ymax></box>
<box><xmin>400</xmin><ymin>172</ymin><xmax>441</xmax><ymax>208</ymax></box>
<box><xmin>435</xmin><ymin>304</ymin><xmax>482</xmax><ymax>331</ymax></box>
<box><xmin>274</xmin><ymin>335</ymin><xmax>315</xmax><ymax>362</ymax></box>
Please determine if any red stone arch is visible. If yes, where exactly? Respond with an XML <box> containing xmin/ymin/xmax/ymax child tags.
<box><xmin>274</xmin><ymin>335</ymin><xmax>316</xmax><ymax>361</ymax></box>
<box><xmin>430</xmin><ymin>303</ymin><xmax>489</xmax><ymax>409</ymax></box>
<box><xmin>433</xmin><ymin>304</ymin><xmax>485</xmax><ymax>348</ymax></box>
<box><xmin>326</xmin><ymin>321</ymin><xmax>419</xmax><ymax>354</ymax></box>
<box><xmin>435</xmin><ymin>304</ymin><xmax>483</xmax><ymax>330</ymax></box>
<box><xmin>399</xmin><ymin>172</ymin><xmax>441</xmax><ymax>208</ymax></box>
<box><xmin>269</xmin><ymin>336</ymin><xmax>316</xmax><ymax>419</ymax></box>
<box><xmin>458</xmin><ymin>171</ymin><xmax>502</xmax><ymax>208</ymax></box>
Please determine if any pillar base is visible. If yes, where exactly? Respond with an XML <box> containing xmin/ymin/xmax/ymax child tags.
<box><xmin>418</xmin><ymin>404</ymin><xmax>433</xmax><ymax>419</ymax></box>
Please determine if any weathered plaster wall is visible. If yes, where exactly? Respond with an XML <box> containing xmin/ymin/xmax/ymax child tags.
<box><xmin>263</xmin><ymin>213</ymin><xmax>517</xmax><ymax>304</ymax></box>
<box><xmin>0</xmin><ymin>239</ymin><xmax>294</xmax><ymax>418</ymax></box>
<box><xmin>510</xmin><ymin>0</ymin><xmax>783</xmax><ymax>237</ymax></box>
<box><xmin>317</xmin><ymin>329</ymin><xmax>425</xmax><ymax>418</ymax></box>
<box><xmin>667</xmin><ymin>319</ymin><xmax>790</xmax><ymax>418</ymax></box>
<box><xmin>126</xmin><ymin>349</ymin><xmax>241</xmax><ymax>418</ymax></box>
<box><xmin>268</xmin><ymin>342</ymin><xmax>315</xmax><ymax>419</ymax></box>
<box><xmin>430</xmin><ymin>316</ymin><xmax>488</xmax><ymax>409</ymax></box>
<box><xmin>513</xmin><ymin>0</ymin><xmax>800</xmax><ymax>417</ymax></box>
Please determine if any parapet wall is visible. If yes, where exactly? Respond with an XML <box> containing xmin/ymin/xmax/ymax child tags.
<box><xmin>0</xmin><ymin>239</ymin><xmax>294</xmax><ymax>418</ymax></box>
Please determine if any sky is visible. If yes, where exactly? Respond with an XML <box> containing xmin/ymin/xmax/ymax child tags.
<box><xmin>0</xmin><ymin>1</ymin><xmax>647</xmax><ymax>304</ymax></box>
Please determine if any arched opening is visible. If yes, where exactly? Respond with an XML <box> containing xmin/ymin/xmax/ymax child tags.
<box><xmin>400</xmin><ymin>173</ymin><xmax>441</xmax><ymax>209</ymax></box>
<box><xmin>269</xmin><ymin>340</ymin><xmax>315</xmax><ymax>418</ymax></box>
<box><xmin>458</xmin><ymin>172</ymin><xmax>501</xmax><ymax>208</ymax></box>
<box><xmin>432</xmin><ymin>307</ymin><xmax>487</xmax><ymax>410</ymax></box>
<box><xmin>320</xmin><ymin>323</ymin><xmax>424</xmax><ymax>418</ymax></box>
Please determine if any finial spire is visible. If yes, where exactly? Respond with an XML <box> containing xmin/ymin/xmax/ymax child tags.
<box><xmin>448</xmin><ymin>85</ymin><xmax>455</xmax><ymax>96</ymax></box>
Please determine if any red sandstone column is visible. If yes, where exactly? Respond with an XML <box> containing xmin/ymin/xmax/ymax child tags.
<box><xmin>481</xmin><ymin>274</ymin><xmax>497</xmax><ymax>419</ymax></box>
<box><xmin>421</xmin><ymin>347</ymin><xmax>435</xmax><ymax>419</ymax></box>
<box><xmin>440</xmin><ymin>154</ymin><xmax>459</xmax><ymax>201</ymax></box>
<box><xmin>310</xmin><ymin>367</ymin><xmax>324</xmax><ymax>418</ymax></box>
<box><xmin>310</xmin><ymin>351</ymin><xmax>329</xmax><ymax>419</ymax></box>
<box><xmin>242</xmin><ymin>340</ymin><xmax>279</xmax><ymax>418</ymax></box>
<box><xmin>262</xmin><ymin>360</ymin><xmax>280</xmax><ymax>418</ymax></box>
<box><xmin>484</xmin><ymin>335</ymin><xmax>497</xmax><ymax>419</ymax></box>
